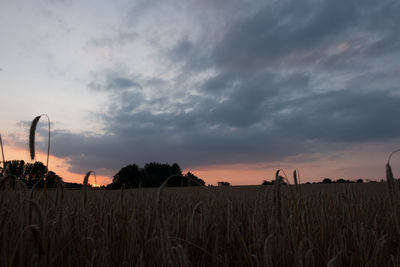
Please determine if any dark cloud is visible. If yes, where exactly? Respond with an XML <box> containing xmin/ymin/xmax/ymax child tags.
<box><xmin>42</xmin><ymin>0</ymin><xmax>400</xmax><ymax>176</ymax></box>
<box><xmin>88</xmin><ymin>75</ymin><xmax>142</xmax><ymax>91</ymax></box>
<box><xmin>106</xmin><ymin>77</ymin><xmax>141</xmax><ymax>90</ymax></box>
<box><xmin>89</xmin><ymin>31</ymin><xmax>139</xmax><ymax>48</ymax></box>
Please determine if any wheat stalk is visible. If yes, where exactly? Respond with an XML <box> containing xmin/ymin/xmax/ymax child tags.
<box><xmin>55</xmin><ymin>179</ymin><xmax>65</xmax><ymax>231</ymax></box>
<box><xmin>173</xmin><ymin>244</ymin><xmax>190</xmax><ymax>266</ymax></box>
<box><xmin>386</xmin><ymin>149</ymin><xmax>400</xmax><ymax>196</ymax></box>
<box><xmin>157</xmin><ymin>174</ymin><xmax>205</xmax><ymax>265</ymax></box>
<box><xmin>29</xmin><ymin>114</ymin><xmax>51</xmax><ymax>168</ymax></box>
<box><xmin>274</xmin><ymin>170</ymin><xmax>282</xmax><ymax>225</ymax></box>
<box><xmin>263</xmin><ymin>233</ymin><xmax>274</xmax><ymax>267</ymax></box>
<box><xmin>0</xmin><ymin>133</ymin><xmax>5</xmax><ymax>172</ymax></box>
<box><xmin>83</xmin><ymin>171</ymin><xmax>96</xmax><ymax>209</ymax></box>
<box><xmin>11</xmin><ymin>224</ymin><xmax>45</xmax><ymax>265</ymax></box>
<box><xmin>120</xmin><ymin>183</ymin><xmax>125</xmax><ymax>211</ymax></box>
<box><xmin>386</xmin><ymin>149</ymin><xmax>400</xmax><ymax>232</ymax></box>
<box><xmin>157</xmin><ymin>174</ymin><xmax>181</xmax><ymax>265</ymax></box>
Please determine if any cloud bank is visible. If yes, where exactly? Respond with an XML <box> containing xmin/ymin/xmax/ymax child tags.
<box><xmin>24</xmin><ymin>0</ymin><xmax>400</xmax><ymax>176</ymax></box>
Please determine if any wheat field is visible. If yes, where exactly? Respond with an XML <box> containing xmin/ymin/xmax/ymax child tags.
<box><xmin>1</xmin><ymin>181</ymin><xmax>400</xmax><ymax>267</ymax></box>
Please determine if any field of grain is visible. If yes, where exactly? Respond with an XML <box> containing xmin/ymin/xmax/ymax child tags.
<box><xmin>1</xmin><ymin>182</ymin><xmax>400</xmax><ymax>266</ymax></box>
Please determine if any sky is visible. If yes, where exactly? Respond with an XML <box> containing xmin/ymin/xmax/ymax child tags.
<box><xmin>1</xmin><ymin>0</ymin><xmax>400</xmax><ymax>185</ymax></box>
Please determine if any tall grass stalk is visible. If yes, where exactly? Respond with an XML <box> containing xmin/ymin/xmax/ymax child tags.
<box><xmin>293</xmin><ymin>169</ymin><xmax>298</xmax><ymax>186</ymax></box>
<box><xmin>0</xmin><ymin>133</ymin><xmax>5</xmax><ymax>171</ymax></box>
<box><xmin>83</xmin><ymin>171</ymin><xmax>96</xmax><ymax>209</ymax></box>
<box><xmin>157</xmin><ymin>174</ymin><xmax>205</xmax><ymax>265</ymax></box>
<box><xmin>29</xmin><ymin>114</ymin><xmax>51</xmax><ymax>197</ymax></box>
<box><xmin>55</xmin><ymin>179</ymin><xmax>65</xmax><ymax>231</ymax></box>
<box><xmin>386</xmin><ymin>149</ymin><xmax>400</xmax><ymax>232</ymax></box>
<box><xmin>274</xmin><ymin>170</ymin><xmax>282</xmax><ymax>225</ymax></box>
<box><xmin>386</xmin><ymin>149</ymin><xmax>400</xmax><ymax>197</ymax></box>
<box><xmin>29</xmin><ymin>114</ymin><xmax>51</xmax><ymax>168</ymax></box>
<box><xmin>157</xmin><ymin>174</ymin><xmax>182</xmax><ymax>265</ymax></box>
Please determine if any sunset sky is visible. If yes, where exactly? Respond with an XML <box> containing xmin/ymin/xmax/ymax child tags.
<box><xmin>1</xmin><ymin>0</ymin><xmax>400</xmax><ymax>185</ymax></box>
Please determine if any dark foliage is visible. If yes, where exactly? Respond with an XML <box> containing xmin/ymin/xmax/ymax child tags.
<box><xmin>107</xmin><ymin>162</ymin><xmax>205</xmax><ymax>189</ymax></box>
<box><xmin>2</xmin><ymin>160</ymin><xmax>64</xmax><ymax>188</ymax></box>
<box><xmin>261</xmin><ymin>180</ymin><xmax>274</xmax><ymax>185</ymax></box>
<box><xmin>322</xmin><ymin>178</ymin><xmax>333</xmax><ymax>184</ymax></box>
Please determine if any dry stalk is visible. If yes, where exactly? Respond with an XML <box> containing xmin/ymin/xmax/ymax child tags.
<box><xmin>29</xmin><ymin>114</ymin><xmax>51</xmax><ymax>168</ymax></box>
<box><xmin>190</xmin><ymin>201</ymin><xmax>203</xmax><ymax>239</ymax></box>
<box><xmin>293</xmin><ymin>169</ymin><xmax>301</xmax><ymax>196</ymax></box>
<box><xmin>173</xmin><ymin>244</ymin><xmax>190</xmax><ymax>267</ymax></box>
<box><xmin>55</xmin><ymin>179</ymin><xmax>65</xmax><ymax>231</ymax></box>
<box><xmin>263</xmin><ymin>233</ymin><xmax>274</xmax><ymax>267</ymax></box>
<box><xmin>0</xmin><ymin>133</ymin><xmax>5</xmax><ymax>172</ymax></box>
<box><xmin>227</xmin><ymin>200</ymin><xmax>232</xmax><ymax>243</ymax></box>
<box><xmin>293</xmin><ymin>169</ymin><xmax>298</xmax><ymax>186</ymax></box>
<box><xmin>327</xmin><ymin>254</ymin><xmax>341</xmax><ymax>267</ymax></box>
<box><xmin>386</xmin><ymin>149</ymin><xmax>400</xmax><ymax>232</ymax></box>
<box><xmin>251</xmin><ymin>254</ymin><xmax>260</xmax><ymax>267</ymax></box>
<box><xmin>120</xmin><ymin>183</ymin><xmax>125</xmax><ymax>211</ymax></box>
<box><xmin>11</xmin><ymin>224</ymin><xmax>45</xmax><ymax>265</ymax></box>
<box><xmin>387</xmin><ymin>149</ymin><xmax>400</xmax><ymax>193</ymax></box>
<box><xmin>157</xmin><ymin>174</ymin><xmax>182</xmax><ymax>266</ymax></box>
<box><xmin>157</xmin><ymin>174</ymin><xmax>205</xmax><ymax>265</ymax></box>
<box><xmin>26</xmin><ymin>199</ymin><xmax>44</xmax><ymax>231</ymax></box>
<box><xmin>83</xmin><ymin>171</ymin><xmax>96</xmax><ymax>209</ymax></box>
<box><xmin>29</xmin><ymin>114</ymin><xmax>51</xmax><ymax>197</ymax></box>
<box><xmin>274</xmin><ymin>170</ymin><xmax>282</xmax><ymax>225</ymax></box>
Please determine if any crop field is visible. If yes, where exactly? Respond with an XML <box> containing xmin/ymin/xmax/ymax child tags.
<box><xmin>1</xmin><ymin>181</ymin><xmax>400</xmax><ymax>267</ymax></box>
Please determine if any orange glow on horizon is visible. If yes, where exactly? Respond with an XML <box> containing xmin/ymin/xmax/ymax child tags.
<box><xmin>1</xmin><ymin>142</ymin><xmax>392</xmax><ymax>186</ymax></box>
<box><xmin>1</xmin><ymin>144</ymin><xmax>111</xmax><ymax>185</ymax></box>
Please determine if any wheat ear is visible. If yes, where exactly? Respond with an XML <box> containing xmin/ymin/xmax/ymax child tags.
<box><xmin>386</xmin><ymin>149</ymin><xmax>400</xmax><ymax>232</ymax></box>
<box><xmin>386</xmin><ymin>149</ymin><xmax>400</xmax><ymax>202</ymax></box>
<box><xmin>0</xmin><ymin>133</ymin><xmax>5</xmax><ymax>171</ymax></box>
<box><xmin>293</xmin><ymin>169</ymin><xmax>301</xmax><ymax>195</ymax></box>
<box><xmin>29</xmin><ymin>114</ymin><xmax>51</xmax><ymax>168</ymax></box>
<box><xmin>83</xmin><ymin>171</ymin><xmax>96</xmax><ymax>208</ymax></box>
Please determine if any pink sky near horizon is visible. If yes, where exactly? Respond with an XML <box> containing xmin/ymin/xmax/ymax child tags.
<box><xmin>2</xmin><ymin>143</ymin><xmax>396</xmax><ymax>186</ymax></box>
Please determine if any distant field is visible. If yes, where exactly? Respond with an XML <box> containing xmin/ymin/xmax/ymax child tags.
<box><xmin>1</xmin><ymin>182</ymin><xmax>399</xmax><ymax>266</ymax></box>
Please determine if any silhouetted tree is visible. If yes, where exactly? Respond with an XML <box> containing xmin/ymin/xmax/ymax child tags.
<box><xmin>111</xmin><ymin>163</ymin><xmax>142</xmax><ymax>189</ymax></box>
<box><xmin>262</xmin><ymin>180</ymin><xmax>274</xmax><ymax>185</ymax></box>
<box><xmin>26</xmin><ymin>161</ymin><xmax>48</xmax><ymax>182</ymax></box>
<box><xmin>143</xmin><ymin>162</ymin><xmax>181</xmax><ymax>187</ymax></box>
<box><xmin>44</xmin><ymin>171</ymin><xmax>62</xmax><ymax>188</ymax></box>
<box><xmin>65</xmin><ymin>182</ymin><xmax>83</xmax><ymax>189</ymax></box>
<box><xmin>218</xmin><ymin>181</ymin><xmax>230</xmax><ymax>186</ymax></box>
<box><xmin>108</xmin><ymin>162</ymin><xmax>203</xmax><ymax>189</ymax></box>
<box><xmin>4</xmin><ymin>160</ymin><xmax>26</xmax><ymax>179</ymax></box>
<box><xmin>322</xmin><ymin>178</ymin><xmax>332</xmax><ymax>184</ymax></box>
<box><xmin>2</xmin><ymin>160</ymin><xmax>65</xmax><ymax>188</ymax></box>
<box><xmin>356</xmin><ymin>179</ymin><xmax>364</xmax><ymax>183</ymax></box>
<box><xmin>184</xmin><ymin>172</ymin><xmax>205</xmax><ymax>186</ymax></box>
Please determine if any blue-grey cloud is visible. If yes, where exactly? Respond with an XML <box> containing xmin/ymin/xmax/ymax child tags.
<box><xmin>38</xmin><ymin>0</ymin><xmax>400</xmax><ymax>176</ymax></box>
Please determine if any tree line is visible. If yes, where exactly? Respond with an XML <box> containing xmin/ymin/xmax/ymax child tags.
<box><xmin>261</xmin><ymin>177</ymin><xmax>366</xmax><ymax>185</ymax></box>
<box><xmin>106</xmin><ymin>162</ymin><xmax>205</xmax><ymax>189</ymax></box>
<box><xmin>0</xmin><ymin>160</ymin><xmax>205</xmax><ymax>189</ymax></box>
<box><xmin>0</xmin><ymin>160</ymin><xmax>84</xmax><ymax>188</ymax></box>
